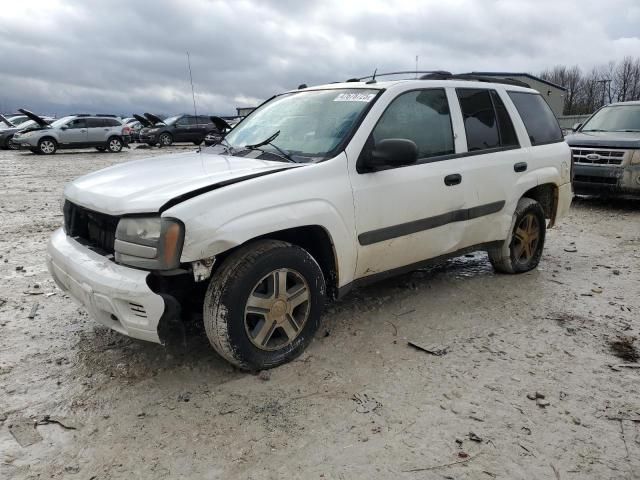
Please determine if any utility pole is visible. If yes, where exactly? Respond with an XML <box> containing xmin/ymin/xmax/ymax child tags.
<box><xmin>415</xmin><ymin>56</ymin><xmax>419</xmax><ymax>79</ymax></box>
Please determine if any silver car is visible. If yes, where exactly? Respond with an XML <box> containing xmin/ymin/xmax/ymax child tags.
<box><xmin>11</xmin><ymin>110</ymin><xmax>128</xmax><ymax>155</ymax></box>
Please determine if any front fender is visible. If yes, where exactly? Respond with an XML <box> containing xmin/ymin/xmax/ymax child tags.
<box><xmin>182</xmin><ymin>200</ymin><xmax>356</xmax><ymax>286</ymax></box>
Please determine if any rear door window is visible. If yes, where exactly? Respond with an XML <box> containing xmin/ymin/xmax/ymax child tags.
<box><xmin>490</xmin><ymin>91</ymin><xmax>519</xmax><ymax>147</ymax></box>
<box><xmin>85</xmin><ymin>118</ymin><xmax>103</xmax><ymax>128</ymax></box>
<box><xmin>456</xmin><ymin>89</ymin><xmax>500</xmax><ymax>151</ymax></box>
<box><xmin>507</xmin><ymin>92</ymin><xmax>563</xmax><ymax>145</ymax></box>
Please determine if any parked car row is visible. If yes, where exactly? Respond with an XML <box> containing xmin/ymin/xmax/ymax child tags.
<box><xmin>0</xmin><ymin>110</ymin><xmax>240</xmax><ymax>154</ymax></box>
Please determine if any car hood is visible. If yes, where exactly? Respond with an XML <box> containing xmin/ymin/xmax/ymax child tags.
<box><xmin>0</xmin><ymin>114</ymin><xmax>15</xmax><ymax>128</ymax></box>
<box><xmin>133</xmin><ymin>114</ymin><xmax>152</xmax><ymax>127</ymax></box>
<box><xmin>144</xmin><ymin>112</ymin><xmax>165</xmax><ymax>126</ymax></box>
<box><xmin>565</xmin><ymin>131</ymin><xmax>640</xmax><ymax>149</ymax></box>
<box><xmin>64</xmin><ymin>150</ymin><xmax>301</xmax><ymax>215</ymax></box>
<box><xmin>17</xmin><ymin>108</ymin><xmax>50</xmax><ymax>127</ymax></box>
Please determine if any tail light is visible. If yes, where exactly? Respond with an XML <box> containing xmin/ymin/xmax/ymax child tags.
<box><xmin>122</xmin><ymin>126</ymin><xmax>132</xmax><ymax>135</ymax></box>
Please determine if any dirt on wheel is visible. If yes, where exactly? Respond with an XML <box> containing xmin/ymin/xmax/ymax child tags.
<box><xmin>1</xmin><ymin>146</ymin><xmax>639</xmax><ymax>479</ymax></box>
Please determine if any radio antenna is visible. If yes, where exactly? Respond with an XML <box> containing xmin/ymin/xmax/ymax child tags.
<box><xmin>186</xmin><ymin>51</ymin><xmax>201</xmax><ymax>152</ymax></box>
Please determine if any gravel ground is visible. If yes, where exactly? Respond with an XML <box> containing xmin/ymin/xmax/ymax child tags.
<box><xmin>0</xmin><ymin>146</ymin><xmax>639</xmax><ymax>480</ymax></box>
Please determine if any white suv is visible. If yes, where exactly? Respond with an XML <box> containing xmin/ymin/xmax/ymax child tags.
<box><xmin>47</xmin><ymin>76</ymin><xmax>572</xmax><ymax>370</ymax></box>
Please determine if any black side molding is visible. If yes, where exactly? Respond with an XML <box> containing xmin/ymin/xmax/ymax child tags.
<box><xmin>338</xmin><ymin>240</ymin><xmax>504</xmax><ymax>298</ymax></box>
<box><xmin>358</xmin><ymin>201</ymin><xmax>505</xmax><ymax>246</ymax></box>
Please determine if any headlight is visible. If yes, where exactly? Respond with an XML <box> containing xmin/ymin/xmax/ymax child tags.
<box><xmin>114</xmin><ymin>217</ymin><xmax>184</xmax><ymax>270</ymax></box>
<box><xmin>21</xmin><ymin>131</ymin><xmax>33</xmax><ymax>138</ymax></box>
<box><xmin>631</xmin><ymin>150</ymin><xmax>640</xmax><ymax>165</ymax></box>
<box><xmin>147</xmin><ymin>128</ymin><xmax>159</xmax><ymax>133</ymax></box>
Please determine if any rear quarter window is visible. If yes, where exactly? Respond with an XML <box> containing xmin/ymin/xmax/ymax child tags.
<box><xmin>508</xmin><ymin>92</ymin><xmax>562</xmax><ymax>146</ymax></box>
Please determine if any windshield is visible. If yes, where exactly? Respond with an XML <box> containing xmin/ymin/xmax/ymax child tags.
<box><xmin>19</xmin><ymin>120</ymin><xmax>37</xmax><ymax>129</ymax></box>
<box><xmin>163</xmin><ymin>115</ymin><xmax>180</xmax><ymax>125</ymax></box>
<box><xmin>223</xmin><ymin>89</ymin><xmax>379</xmax><ymax>162</ymax></box>
<box><xmin>581</xmin><ymin>105</ymin><xmax>640</xmax><ymax>132</ymax></box>
<box><xmin>8</xmin><ymin>116</ymin><xmax>29</xmax><ymax>125</ymax></box>
<box><xmin>50</xmin><ymin>116</ymin><xmax>75</xmax><ymax>128</ymax></box>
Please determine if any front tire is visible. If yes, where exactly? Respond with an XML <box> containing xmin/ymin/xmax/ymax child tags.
<box><xmin>38</xmin><ymin>138</ymin><xmax>57</xmax><ymax>155</ymax></box>
<box><xmin>107</xmin><ymin>136</ymin><xmax>123</xmax><ymax>153</ymax></box>
<box><xmin>489</xmin><ymin>197</ymin><xmax>546</xmax><ymax>273</ymax></box>
<box><xmin>158</xmin><ymin>132</ymin><xmax>172</xmax><ymax>147</ymax></box>
<box><xmin>204</xmin><ymin>240</ymin><xmax>326</xmax><ymax>370</ymax></box>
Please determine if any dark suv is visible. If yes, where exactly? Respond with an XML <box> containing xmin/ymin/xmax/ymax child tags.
<box><xmin>566</xmin><ymin>101</ymin><xmax>640</xmax><ymax>198</ymax></box>
<box><xmin>138</xmin><ymin>114</ymin><xmax>221</xmax><ymax>146</ymax></box>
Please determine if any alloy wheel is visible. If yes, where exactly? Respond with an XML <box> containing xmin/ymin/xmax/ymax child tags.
<box><xmin>40</xmin><ymin>140</ymin><xmax>55</xmax><ymax>154</ymax></box>
<box><xmin>244</xmin><ymin>268</ymin><xmax>311</xmax><ymax>351</ymax></box>
<box><xmin>513</xmin><ymin>213</ymin><xmax>540</xmax><ymax>264</ymax></box>
<box><xmin>109</xmin><ymin>138</ymin><xmax>122</xmax><ymax>152</ymax></box>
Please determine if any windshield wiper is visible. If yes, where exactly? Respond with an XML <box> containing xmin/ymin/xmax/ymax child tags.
<box><xmin>219</xmin><ymin>137</ymin><xmax>235</xmax><ymax>155</ymax></box>
<box><xmin>581</xmin><ymin>129</ymin><xmax>607</xmax><ymax>132</ymax></box>
<box><xmin>613</xmin><ymin>129</ymin><xmax>640</xmax><ymax>132</ymax></box>
<box><xmin>245</xmin><ymin>130</ymin><xmax>296</xmax><ymax>163</ymax></box>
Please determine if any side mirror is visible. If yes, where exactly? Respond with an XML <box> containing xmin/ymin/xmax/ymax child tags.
<box><xmin>365</xmin><ymin>138</ymin><xmax>418</xmax><ymax>170</ymax></box>
<box><xmin>572</xmin><ymin>122</ymin><xmax>582</xmax><ymax>132</ymax></box>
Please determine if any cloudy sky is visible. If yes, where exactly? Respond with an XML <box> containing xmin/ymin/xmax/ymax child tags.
<box><xmin>1</xmin><ymin>0</ymin><xmax>639</xmax><ymax>117</ymax></box>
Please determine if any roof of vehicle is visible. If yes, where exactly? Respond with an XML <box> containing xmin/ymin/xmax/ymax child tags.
<box><xmin>469</xmin><ymin>71</ymin><xmax>567</xmax><ymax>91</ymax></box>
<box><xmin>604</xmin><ymin>100</ymin><xmax>640</xmax><ymax>106</ymax></box>
<box><xmin>293</xmin><ymin>78</ymin><xmax>538</xmax><ymax>95</ymax></box>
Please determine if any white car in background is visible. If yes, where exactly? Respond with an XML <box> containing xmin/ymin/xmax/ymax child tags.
<box><xmin>47</xmin><ymin>74</ymin><xmax>572</xmax><ymax>370</ymax></box>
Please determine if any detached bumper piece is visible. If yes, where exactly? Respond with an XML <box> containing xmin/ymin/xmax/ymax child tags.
<box><xmin>47</xmin><ymin>228</ymin><xmax>166</xmax><ymax>343</ymax></box>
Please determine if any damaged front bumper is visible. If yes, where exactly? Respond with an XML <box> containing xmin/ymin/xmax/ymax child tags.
<box><xmin>573</xmin><ymin>164</ymin><xmax>640</xmax><ymax>197</ymax></box>
<box><xmin>47</xmin><ymin>228</ymin><xmax>166</xmax><ymax>343</ymax></box>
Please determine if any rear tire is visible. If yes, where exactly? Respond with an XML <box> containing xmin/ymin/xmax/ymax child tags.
<box><xmin>203</xmin><ymin>240</ymin><xmax>326</xmax><ymax>370</ymax></box>
<box><xmin>489</xmin><ymin>197</ymin><xmax>546</xmax><ymax>273</ymax></box>
<box><xmin>107</xmin><ymin>136</ymin><xmax>123</xmax><ymax>153</ymax></box>
<box><xmin>38</xmin><ymin>137</ymin><xmax>57</xmax><ymax>155</ymax></box>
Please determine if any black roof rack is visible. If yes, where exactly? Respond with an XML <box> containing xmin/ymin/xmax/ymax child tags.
<box><xmin>355</xmin><ymin>70</ymin><xmax>451</xmax><ymax>82</ymax></box>
<box><xmin>341</xmin><ymin>70</ymin><xmax>531</xmax><ymax>88</ymax></box>
<box><xmin>72</xmin><ymin>113</ymin><xmax>119</xmax><ymax>117</ymax></box>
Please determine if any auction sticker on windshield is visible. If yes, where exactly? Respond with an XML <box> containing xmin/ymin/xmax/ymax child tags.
<box><xmin>334</xmin><ymin>93</ymin><xmax>376</xmax><ymax>102</ymax></box>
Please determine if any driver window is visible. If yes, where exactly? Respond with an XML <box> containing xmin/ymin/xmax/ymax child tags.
<box><xmin>371</xmin><ymin>89</ymin><xmax>454</xmax><ymax>160</ymax></box>
<box><xmin>176</xmin><ymin>117</ymin><xmax>192</xmax><ymax>127</ymax></box>
<box><xmin>67</xmin><ymin>118</ymin><xmax>87</xmax><ymax>129</ymax></box>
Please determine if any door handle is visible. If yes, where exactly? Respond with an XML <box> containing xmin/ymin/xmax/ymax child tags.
<box><xmin>444</xmin><ymin>174</ymin><xmax>462</xmax><ymax>186</ymax></box>
<box><xmin>514</xmin><ymin>162</ymin><xmax>527</xmax><ymax>172</ymax></box>
<box><xmin>80</xmin><ymin>129</ymin><xmax>86</xmax><ymax>133</ymax></box>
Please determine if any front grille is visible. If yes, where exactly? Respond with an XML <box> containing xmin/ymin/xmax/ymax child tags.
<box><xmin>570</xmin><ymin>147</ymin><xmax>626</xmax><ymax>166</ymax></box>
<box><xmin>63</xmin><ymin>201</ymin><xmax>119</xmax><ymax>255</ymax></box>
<box><xmin>574</xmin><ymin>175</ymin><xmax>617</xmax><ymax>185</ymax></box>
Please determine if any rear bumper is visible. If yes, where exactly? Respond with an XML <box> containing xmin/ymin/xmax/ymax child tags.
<box><xmin>573</xmin><ymin>164</ymin><xmax>640</xmax><ymax>197</ymax></box>
<box><xmin>47</xmin><ymin>228</ymin><xmax>165</xmax><ymax>343</ymax></box>
<box><xmin>555</xmin><ymin>182</ymin><xmax>572</xmax><ymax>223</ymax></box>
